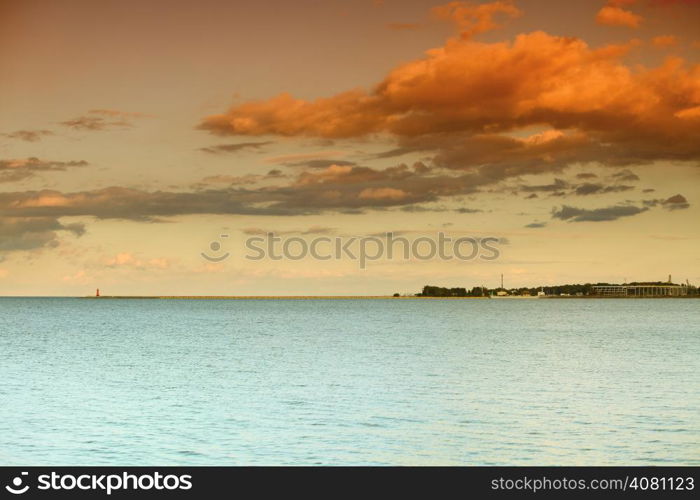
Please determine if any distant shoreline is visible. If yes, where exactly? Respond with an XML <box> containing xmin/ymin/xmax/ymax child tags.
<box><xmin>80</xmin><ymin>295</ymin><xmax>490</xmax><ymax>300</ymax></box>
<box><xmin>74</xmin><ymin>295</ymin><xmax>700</xmax><ymax>300</ymax></box>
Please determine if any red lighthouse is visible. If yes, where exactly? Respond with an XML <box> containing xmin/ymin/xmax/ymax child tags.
<box><xmin>96</xmin><ymin>288</ymin><xmax>100</xmax><ymax>297</ymax></box>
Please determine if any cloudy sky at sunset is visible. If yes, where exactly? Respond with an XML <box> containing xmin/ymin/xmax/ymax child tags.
<box><xmin>1</xmin><ymin>0</ymin><xmax>699</xmax><ymax>295</ymax></box>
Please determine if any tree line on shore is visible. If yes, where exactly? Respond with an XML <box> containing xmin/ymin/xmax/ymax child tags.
<box><xmin>411</xmin><ymin>282</ymin><xmax>698</xmax><ymax>297</ymax></box>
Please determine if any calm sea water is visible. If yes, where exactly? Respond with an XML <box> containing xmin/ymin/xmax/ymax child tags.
<box><xmin>0</xmin><ymin>298</ymin><xmax>698</xmax><ymax>465</ymax></box>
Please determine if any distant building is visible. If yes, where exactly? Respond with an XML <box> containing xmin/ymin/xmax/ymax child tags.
<box><xmin>592</xmin><ymin>284</ymin><xmax>688</xmax><ymax>297</ymax></box>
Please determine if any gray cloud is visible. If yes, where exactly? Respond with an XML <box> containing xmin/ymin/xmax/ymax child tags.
<box><xmin>283</xmin><ymin>159</ymin><xmax>357</xmax><ymax>169</ymax></box>
<box><xmin>552</xmin><ymin>204</ymin><xmax>648</xmax><ymax>222</ymax></box>
<box><xmin>60</xmin><ymin>109</ymin><xmax>146</xmax><ymax>131</ymax></box>
<box><xmin>0</xmin><ymin>157</ymin><xmax>88</xmax><ymax>183</ymax></box>
<box><xmin>663</xmin><ymin>194</ymin><xmax>690</xmax><ymax>210</ymax></box>
<box><xmin>0</xmin><ymin>154</ymin><xmax>687</xmax><ymax>228</ymax></box>
<box><xmin>0</xmin><ymin>161</ymin><xmax>493</xmax><ymax>220</ymax></box>
<box><xmin>643</xmin><ymin>194</ymin><xmax>691</xmax><ymax>211</ymax></box>
<box><xmin>191</xmin><ymin>168</ymin><xmax>287</xmax><ymax>189</ymax></box>
<box><xmin>0</xmin><ymin>187</ymin><xmax>302</xmax><ymax>221</ymax></box>
<box><xmin>574</xmin><ymin>183</ymin><xmax>635</xmax><ymax>195</ymax></box>
<box><xmin>60</xmin><ymin>117</ymin><xmax>129</xmax><ymax>131</ymax></box>
<box><xmin>399</xmin><ymin>205</ymin><xmax>448</xmax><ymax>213</ymax></box>
<box><xmin>199</xmin><ymin>141</ymin><xmax>272</xmax><ymax>154</ymax></box>
<box><xmin>2</xmin><ymin>130</ymin><xmax>54</xmax><ymax>142</ymax></box>
<box><xmin>0</xmin><ymin>217</ymin><xmax>85</xmax><ymax>251</ymax></box>
<box><xmin>574</xmin><ymin>183</ymin><xmax>604</xmax><ymax>195</ymax></box>
<box><xmin>520</xmin><ymin>178</ymin><xmax>569</xmax><ymax>193</ymax></box>
<box><xmin>241</xmin><ymin>226</ymin><xmax>336</xmax><ymax>236</ymax></box>
<box><xmin>612</xmin><ymin>169</ymin><xmax>641</xmax><ymax>182</ymax></box>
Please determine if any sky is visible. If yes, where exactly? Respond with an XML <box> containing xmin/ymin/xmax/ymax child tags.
<box><xmin>1</xmin><ymin>0</ymin><xmax>699</xmax><ymax>296</ymax></box>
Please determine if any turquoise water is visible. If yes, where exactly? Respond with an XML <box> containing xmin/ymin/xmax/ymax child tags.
<box><xmin>0</xmin><ymin>298</ymin><xmax>698</xmax><ymax>465</ymax></box>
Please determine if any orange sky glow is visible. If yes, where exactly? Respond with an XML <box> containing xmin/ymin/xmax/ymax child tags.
<box><xmin>1</xmin><ymin>0</ymin><xmax>699</xmax><ymax>295</ymax></box>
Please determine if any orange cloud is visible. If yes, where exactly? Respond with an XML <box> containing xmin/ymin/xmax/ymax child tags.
<box><xmin>295</xmin><ymin>165</ymin><xmax>356</xmax><ymax>186</ymax></box>
<box><xmin>431</xmin><ymin>1</ymin><xmax>521</xmax><ymax>39</ymax></box>
<box><xmin>358</xmin><ymin>187</ymin><xmax>409</xmax><ymax>200</ymax></box>
<box><xmin>519</xmin><ymin>130</ymin><xmax>565</xmax><ymax>146</ymax></box>
<box><xmin>675</xmin><ymin>105</ymin><xmax>700</xmax><ymax>119</ymax></box>
<box><xmin>650</xmin><ymin>0</ymin><xmax>700</xmax><ymax>5</ymax></box>
<box><xmin>652</xmin><ymin>35</ymin><xmax>679</xmax><ymax>47</ymax></box>
<box><xmin>609</xmin><ymin>0</ymin><xmax>638</xmax><ymax>6</ymax></box>
<box><xmin>200</xmin><ymin>32</ymin><xmax>699</xmax><ymax>146</ymax></box>
<box><xmin>596</xmin><ymin>6</ymin><xmax>643</xmax><ymax>28</ymax></box>
<box><xmin>197</xmin><ymin>21</ymin><xmax>700</xmax><ymax>203</ymax></box>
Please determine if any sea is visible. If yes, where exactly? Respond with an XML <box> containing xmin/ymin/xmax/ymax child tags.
<box><xmin>0</xmin><ymin>297</ymin><xmax>698</xmax><ymax>465</ymax></box>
